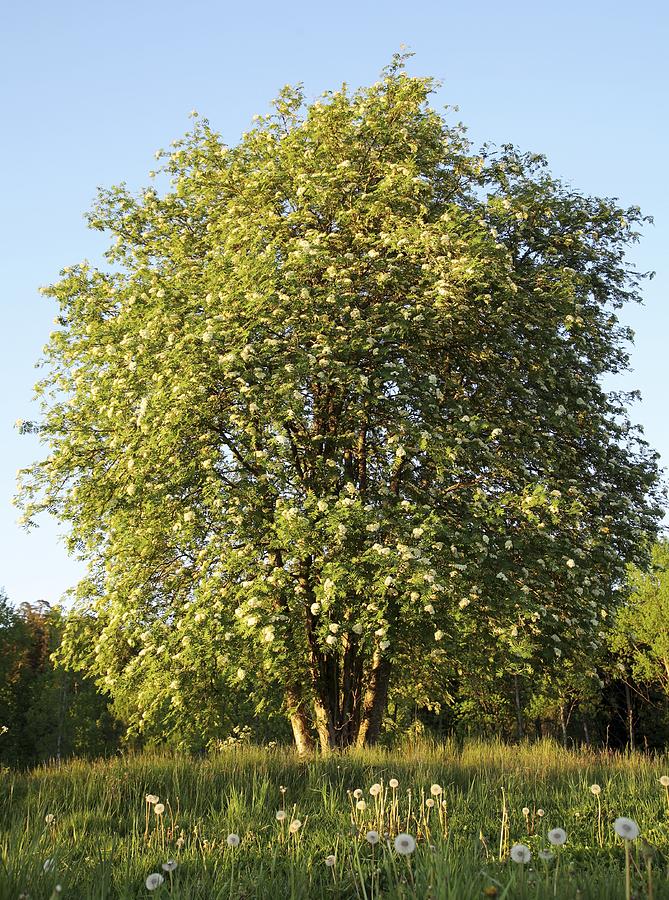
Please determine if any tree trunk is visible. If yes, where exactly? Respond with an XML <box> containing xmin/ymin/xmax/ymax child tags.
<box><xmin>294</xmin><ymin>558</ymin><xmax>394</xmax><ymax>751</ymax></box>
<box><xmin>268</xmin><ymin>548</ymin><xmax>316</xmax><ymax>754</ymax></box>
<box><xmin>356</xmin><ymin>652</ymin><xmax>392</xmax><ymax>747</ymax></box>
<box><xmin>624</xmin><ymin>681</ymin><xmax>635</xmax><ymax>751</ymax></box>
<box><xmin>55</xmin><ymin>673</ymin><xmax>68</xmax><ymax>763</ymax></box>
<box><xmin>583</xmin><ymin>720</ymin><xmax>591</xmax><ymax>749</ymax></box>
<box><xmin>287</xmin><ymin>644</ymin><xmax>393</xmax><ymax>752</ymax></box>
<box><xmin>310</xmin><ymin>641</ymin><xmax>367</xmax><ymax>752</ymax></box>
<box><xmin>286</xmin><ymin>685</ymin><xmax>314</xmax><ymax>754</ymax></box>
<box><xmin>559</xmin><ymin>704</ymin><xmax>568</xmax><ymax>749</ymax></box>
<box><xmin>313</xmin><ymin>694</ymin><xmax>335</xmax><ymax>753</ymax></box>
<box><xmin>513</xmin><ymin>675</ymin><xmax>524</xmax><ymax>740</ymax></box>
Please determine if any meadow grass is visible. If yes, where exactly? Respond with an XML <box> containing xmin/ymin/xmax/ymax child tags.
<box><xmin>1</xmin><ymin>738</ymin><xmax>669</xmax><ymax>899</ymax></box>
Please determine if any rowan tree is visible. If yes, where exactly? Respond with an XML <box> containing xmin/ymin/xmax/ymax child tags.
<box><xmin>18</xmin><ymin>56</ymin><xmax>662</xmax><ymax>751</ymax></box>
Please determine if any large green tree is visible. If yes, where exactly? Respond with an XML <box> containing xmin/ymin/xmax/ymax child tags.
<box><xmin>18</xmin><ymin>56</ymin><xmax>662</xmax><ymax>751</ymax></box>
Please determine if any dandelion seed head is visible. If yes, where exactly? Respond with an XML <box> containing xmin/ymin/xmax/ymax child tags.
<box><xmin>394</xmin><ymin>833</ymin><xmax>416</xmax><ymax>855</ymax></box>
<box><xmin>162</xmin><ymin>860</ymin><xmax>177</xmax><ymax>872</ymax></box>
<box><xmin>289</xmin><ymin>819</ymin><xmax>302</xmax><ymax>834</ymax></box>
<box><xmin>590</xmin><ymin>784</ymin><xmax>602</xmax><ymax>796</ymax></box>
<box><xmin>426</xmin><ymin>798</ymin><xmax>435</xmax><ymax>808</ymax></box>
<box><xmin>146</xmin><ymin>873</ymin><xmax>164</xmax><ymax>890</ymax></box>
<box><xmin>369</xmin><ymin>783</ymin><xmax>382</xmax><ymax>797</ymax></box>
<box><xmin>614</xmin><ymin>817</ymin><xmax>640</xmax><ymax>840</ymax></box>
<box><xmin>522</xmin><ymin>807</ymin><xmax>530</xmax><ymax>816</ymax></box>
<box><xmin>226</xmin><ymin>833</ymin><xmax>240</xmax><ymax>847</ymax></box>
<box><xmin>548</xmin><ymin>827</ymin><xmax>567</xmax><ymax>846</ymax></box>
<box><xmin>276</xmin><ymin>810</ymin><xmax>287</xmax><ymax>821</ymax></box>
<box><xmin>356</xmin><ymin>799</ymin><xmax>367</xmax><ymax>811</ymax></box>
<box><xmin>366</xmin><ymin>830</ymin><xmax>380</xmax><ymax>844</ymax></box>
<box><xmin>660</xmin><ymin>776</ymin><xmax>669</xmax><ymax>788</ymax></box>
<box><xmin>325</xmin><ymin>854</ymin><xmax>336</xmax><ymax>866</ymax></box>
<box><xmin>389</xmin><ymin>778</ymin><xmax>399</xmax><ymax>789</ymax></box>
<box><xmin>510</xmin><ymin>843</ymin><xmax>532</xmax><ymax>864</ymax></box>
<box><xmin>146</xmin><ymin>794</ymin><xmax>159</xmax><ymax>805</ymax></box>
<box><xmin>430</xmin><ymin>784</ymin><xmax>442</xmax><ymax>797</ymax></box>
<box><xmin>353</xmin><ymin>788</ymin><xmax>363</xmax><ymax>799</ymax></box>
<box><xmin>154</xmin><ymin>803</ymin><xmax>165</xmax><ymax>815</ymax></box>
<box><xmin>537</xmin><ymin>808</ymin><xmax>545</xmax><ymax>817</ymax></box>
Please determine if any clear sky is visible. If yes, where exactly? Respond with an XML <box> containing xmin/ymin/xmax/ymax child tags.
<box><xmin>1</xmin><ymin>0</ymin><xmax>667</xmax><ymax>607</ymax></box>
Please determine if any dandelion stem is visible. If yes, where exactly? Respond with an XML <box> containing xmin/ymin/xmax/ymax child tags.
<box><xmin>499</xmin><ymin>788</ymin><xmax>509</xmax><ymax>861</ymax></box>
<box><xmin>597</xmin><ymin>794</ymin><xmax>603</xmax><ymax>848</ymax></box>
<box><xmin>229</xmin><ymin>851</ymin><xmax>235</xmax><ymax>900</ymax></box>
<box><xmin>518</xmin><ymin>861</ymin><xmax>526</xmax><ymax>899</ymax></box>
<box><xmin>553</xmin><ymin>848</ymin><xmax>560</xmax><ymax>897</ymax></box>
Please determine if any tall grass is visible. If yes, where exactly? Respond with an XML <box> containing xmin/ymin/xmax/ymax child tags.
<box><xmin>1</xmin><ymin>739</ymin><xmax>668</xmax><ymax>898</ymax></box>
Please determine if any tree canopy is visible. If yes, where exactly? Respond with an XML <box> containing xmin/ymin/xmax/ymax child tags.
<box><xmin>18</xmin><ymin>55</ymin><xmax>662</xmax><ymax>751</ymax></box>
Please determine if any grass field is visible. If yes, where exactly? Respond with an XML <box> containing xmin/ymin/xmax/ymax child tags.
<box><xmin>2</xmin><ymin>739</ymin><xmax>669</xmax><ymax>899</ymax></box>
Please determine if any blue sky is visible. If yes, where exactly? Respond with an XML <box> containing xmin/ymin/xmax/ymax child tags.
<box><xmin>1</xmin><ymin>0</ymin><xmax>667</xmax><ymax>607</ymax></box>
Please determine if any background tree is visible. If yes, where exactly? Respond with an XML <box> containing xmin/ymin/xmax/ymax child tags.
<box><xmin>0</xmin><ymin>590</ymin><xmax>29</xmax><ymax>759</ymax></box>
<box><xmin>0</xmin><ymin>594</ymin><xmax>120</xmax><ymax>766</ymax></box>
<box><xmin>611</xmin><ymin>541</ymin><xmax>669</xmax><ymax>690</ymax></box>
<box><xmin>599</xmin><ymin>539</ymin><xmax>669</xmax><ymax>749</ymax></box>
<box><xmin>18</xmin><ymin>55</ymin><xmax>662</xmax><ymax>752</ymax></box>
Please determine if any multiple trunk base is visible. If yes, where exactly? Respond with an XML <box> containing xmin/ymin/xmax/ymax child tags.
<box><xmin>286</xmin><ymin>652</ymin><xmax>392</xmax><ymax>752</ymax></box>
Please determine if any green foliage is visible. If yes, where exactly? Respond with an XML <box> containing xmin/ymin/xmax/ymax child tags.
<box><xmin>0</xmin><ymin>596</ymin><xmax>120</xmax><ymax>767</ymax></box>
<box><xmin>17</xmin><ymin>55</ymin><xmax>662</xmax><ymax>748</ymax></box>
<box><xmin>611</xmin><ymin>541</ymin><xmax>669</xmax><ymax>689</ymax></box>
<box><xmin>0</xmin><ymin>591</ymin><xmax>30</xmax><ymax>755</ymax></box>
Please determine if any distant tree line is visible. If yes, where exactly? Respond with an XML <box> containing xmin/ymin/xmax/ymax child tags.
<box><xmin>2</xmin><ymin>540</ymin><xmax>669</xmax><ymax>765</ymax></box>
<box><xmin>0</xmin><ymin>593</ymin><xmax>121</xmax><ymax>767</ymax></box>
